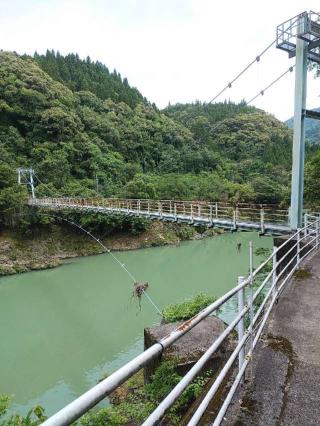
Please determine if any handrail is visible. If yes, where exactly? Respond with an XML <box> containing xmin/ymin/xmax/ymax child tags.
<box><xmin>40</xmin><ymin>214</ymin><xmax>320</xmax><ymax>426</ymax></box>
<box><xmin>28</xmin><ymin>197</ymin><xmax>290</xmax><ymax>234</ymax></box>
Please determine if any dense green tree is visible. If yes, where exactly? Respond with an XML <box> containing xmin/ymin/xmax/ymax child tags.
<box><xmin>31</xmin><ymin>50</ymin><xmax>145</xmax><ymax>108</ymax></box>
<box><xmin>305</xmin><ymin>151</ymin><xmax>320</xmax><ymax>205</ymax></box>
<box><xmin>1</xmin><ymin>49</ymin><xmax>315</xmax><ymax>228</ymax></box>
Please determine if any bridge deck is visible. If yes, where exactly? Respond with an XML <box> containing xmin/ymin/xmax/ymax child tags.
<box><xmin>221</xmin><ymin>251</ymin><xmax>320</xmax><ymax>426</ymax></box>
<box><xmin>29</xmin><ymin>198</ymin><xmax>291</xmax><ymax>234</ymax></box>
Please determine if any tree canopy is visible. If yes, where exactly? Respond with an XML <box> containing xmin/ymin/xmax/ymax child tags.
<box><xmin>1</xmin><ymin>49</ymin><xmax>319</xmax><ymax>229</ymax></box>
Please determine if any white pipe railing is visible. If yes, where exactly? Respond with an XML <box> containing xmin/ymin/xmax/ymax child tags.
<box><xmin>39</xmin><ymin>213</ymin><xmax>320</xmax><ymax>426</ymax></box>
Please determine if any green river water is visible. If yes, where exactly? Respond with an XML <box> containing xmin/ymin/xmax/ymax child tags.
<box><xmin>0</xmin><ymin>231</ymin><xmax>272</xmax><ymax>416</ymax></box>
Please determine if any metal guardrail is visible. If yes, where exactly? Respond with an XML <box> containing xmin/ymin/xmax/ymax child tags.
<box><xmin>40</xmin><ymin>213</ymin><xmax>320</xmax><ymax>426</ymax></box>
<box><xmin>29</xmin><ymin>197</ymin><xmax>290</xmax><ymax>234</ymax></box>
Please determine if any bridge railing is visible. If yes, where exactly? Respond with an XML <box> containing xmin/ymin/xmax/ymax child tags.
<box><xmin>29</xmin><ymin>197</ymin><xmax>290</xmax><ymax>231</ymax></box>
<box><xmin>41</xmin><ymin>214</ymin><xmax>320</xmax><ymax>426</ymax></box>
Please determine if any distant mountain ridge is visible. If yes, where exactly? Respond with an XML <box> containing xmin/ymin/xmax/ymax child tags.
<box><xmin>286</xmin><ymin>107</ymin><xmax>320</xmax><ymax>144</ymax></box>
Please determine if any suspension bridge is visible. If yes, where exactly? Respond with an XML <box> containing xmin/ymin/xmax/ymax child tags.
<box><xmin>15</xmin><ymin>10</ymin><xmax>320</xmax><ymax>426</ymax></box>
<box><xmin>28</xmin><ymin>197</ymin><xmax>291</xmax><ymax>234</ymax></box>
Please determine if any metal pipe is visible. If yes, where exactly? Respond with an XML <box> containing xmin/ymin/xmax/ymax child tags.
<box><xmin>41</xmin><ymin>344</ymin><xmax>163</xmax><ymax>426</ymax></box>
<box><xmin>188</xmin><ymin>330</ymin><xmax>250</xmax><ymax>426</ymax></box>
<box><xmin>272</xmin><ymin>246</ymin><xmax>277</xmax><ymax>299</ymax></box>
<box><xmin>237</xmin><ymin>277</ymin><xmax>245</xmax><ymax>375</ymax></box>
<box><xmin>42</xmin><ymin>278</ymin><xmax>249</xmax><ymax>426</ymax></box>
<box><xmin>143</xmin><ymin>303</ymin><xmax>250</xmax><ymax>426</ymax></box>
<box><xmin>260</xmin><ymin>207</ymin><xmax>265</xmax><ymax>233</ymax></box>
<box><xmin>212</xmin><ymin>284</ymin><xmax>280</xmax><ymax>426</ymax></box>
<box><xmin>249</xmin><ymin>242</ymin><xmax>254</xmax><ymax>378</ymax></box>
<box><xmin>297</xmin><ymin>228</ymin><xmax>301</xmax><ymax>264</ymax></box>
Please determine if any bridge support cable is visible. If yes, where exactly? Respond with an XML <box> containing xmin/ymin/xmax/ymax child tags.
<box><xmin>207</xmin><ymin>16</ymin><xmax>298</xmax><ymax>106</ymax></box>
<box><xmin>32</xmin><ymin>211</ymin><xmax>163</xmax><ymax>317</ymax></box>
<box><xmin>206</xmin><ymin>65</ymin><xmax>295</xmax><ymax>135</ymax></box>
<box><xmin>207</xmin><ymin>39</ymin><xmax>276</xmax><ymax>104</ymax></box>
<box><xmin>16</xmin><ymin>174</ymin><xmax>165</xmax><ymax>314</ymax></box>
<box><xmin>246</xmin><ymin>65</ymin><xmax>295</xmax><ymax>105</ymax></box>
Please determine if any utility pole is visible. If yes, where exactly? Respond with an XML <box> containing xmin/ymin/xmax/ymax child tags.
<box><xmin>277</xmin><ymin>11</ymin><xmax>320</xmax><ymax>229</ymax></box>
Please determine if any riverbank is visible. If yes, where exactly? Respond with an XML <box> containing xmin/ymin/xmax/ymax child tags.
<box><xmin>0</xmin><ymin>221</ymin><xmax>223</xmax><ymax>276</ymax></box>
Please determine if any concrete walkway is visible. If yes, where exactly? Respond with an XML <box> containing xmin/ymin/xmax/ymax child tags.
<box><xmin>223</xmin><ymin>251</ymin><xmax>320</xmax><ymax>426</ymax></box>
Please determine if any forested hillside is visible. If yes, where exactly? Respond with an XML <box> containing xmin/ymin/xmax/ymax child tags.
<box><xmin>0</xmin><ymin>50</ymin><xmax>319</xmax><ymax>230</ymax></box>
<box><xmin>286</xmin><ymin>107</ymin><xmax>320</xmax><ymax>145</ymax></box>
<box><xmin>32</xmin><ymin>50</ymin><xmax>146</xmax><ymax>108</ymax></box>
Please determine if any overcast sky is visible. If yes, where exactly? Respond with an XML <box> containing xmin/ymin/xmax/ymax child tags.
<box><xmin>1</xmin><ymin>0</ymin><xmax>319</xmax><ymax>120</ymax></box>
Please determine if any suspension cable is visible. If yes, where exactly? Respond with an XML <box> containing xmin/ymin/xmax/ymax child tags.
<box><xmin>33</xmin><ymin>173</ymin><xmax>63</xmax><ymax>197</ymax></box>
<box><xmin>30</xmin><ymin>210</ymin><xmax>163</xmax><ymax>316</ymax></box>
<box><xmin>31</xmin><ymin>174</ymin><xmax>164</xmax><ymax>315</ymax></box>
<box><xmin>56</xmin><ymin>214</ymin><xmax>163</xmax><ymax>316</ymax></box>
<box><xmin>207</xmin><ymin>39</ymin><xmax>276</xmax><ymax>104</ymax></box>
<box><xmin>208</xmin><ymin>65</ymin><xmax>295</xmax><ymax>134</ymax></box>
<box><xmin>247</xmin><ymin>65</ymin><xmax>295</xmax><ymax>105</ymax></box>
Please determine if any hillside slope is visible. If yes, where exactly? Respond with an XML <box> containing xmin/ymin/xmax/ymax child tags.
<box><xmin>32</xmin><ymin>50</ymin><xmax>146</xmax><ymax>108</ymax></box>
<box><xmin>0</xmin><ymin>51</ymin><xmax>296</xmax><ymax>230</ymax></box>
<box><xmin>286</xmin><ymin>107</ymin><xmax>320</xmax><ymax>144</ymax></box>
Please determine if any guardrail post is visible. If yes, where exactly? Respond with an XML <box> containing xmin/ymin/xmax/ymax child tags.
<box><xmin>233</xmin><ymin>207</ymin><xmax>237</xmax><ymax>231</ymax></box>
<box><xmin>215</xmin><ymin>202</ymin><xmax>218</xmax><ymax>218</ymax></box>
<box><xmin>160</xmin><ymin>202</ymin><xmax>163</xmax><ymax>218</ymax></box>
<box><xmin>304</xmin><ymin>213</ymin><xmax>308</xmax><ymax>238</ymax></box>
<box><xmin>174</xmin><ymin>203</ymin><xmax>177</xmax><ymax>221</ymax></box>
<box><xmin>191</xmin><ymin>204</ymin><xmax>193</xmax><ymax>223</ymax></box>
<box><xmin>317</xmin><ymin>220</ymin><xmax>319</xmax><ymax>249</ymax></box>
<box><xmin>198</xmin><ymin>204</ymin><xmax>201</xmax><ymax>218</ymax></box>
<box><xmin>237</xmin><ymin>276</ymin><xmax>245</xmax><ymax>378</ymax></box>
<box><xmin>147</xmin><ymin>200</ymin><xmax>150</xmax><ymax>215</ymax></box>
<box><xmin>297</xmin><ymin>228</ymin><xmax>301</xmax><ymax>264</ymax></box>
<box><xmin>169</xmin><ymin>201</ymin><xmax>172</xmax><ymax>215</ymax></box>
<box><xmin>249</xmin><ymin>243</ymin><xmax>254</xmax><ymax>378</ymax></box>
<box><xmin>260</xmin><ymin>207</ymin><xmax>265</xmax><ymax>234</ymax></box>
<box><xmin>138</xmin><ymin>200</ymin><xmax>141</xmax><ymax>215</ymax></box>
<box><xmin>272</xmin><ymin>246</ymin><xmax>277</xmax><ymax>299</ymax></box>
<box><xmin>209</xmin><ymin>205</ymin><xmax>213</xmax><ymax>226</ymax></box>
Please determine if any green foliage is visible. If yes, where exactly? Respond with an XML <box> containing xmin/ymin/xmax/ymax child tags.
<box><xmin>3</xmin><ymin>49</ymin><xmax>319</xmax><ymax>230</ymax></box>
<box><xmin>162</xmin><ymin>293</ymin><xmax>217</xmax><ymax>323</ymax></box>
<box><xmin>81</xmin><ymin>360</ymin><xmax>212</xmax><ymax>425</ymax></box>
<box><xmin>0</xmin><ymin>395</ymin><xmax>47</xmax><ymax>426</ymax></box>
<box><xmin>32</xmin><ymin>50</ymin><xmax>145</xmax><ymax>108</ymax></box>
<box><xmin>287</xmin><ymin>108</ymin><xmax>320</xmax><ymax>145</ymax></box>
<box><xmin>305</xmin><ymin>150</ymin><xmax>320</xmax><ymax>205</ymax></box>
<box><xmin>80</xmin><ymin>407</ymin><xmax>127</xmax><ymax>426</ymax></box>
<box><xmin>254</xmin><ymin>247</ymin><xmax>271</xmax><ymax>257</ymax></box>
<box><xmin>58</xmin><ymin>211</ymin><xmax>149</xmax><ymax>237</ymax></box>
